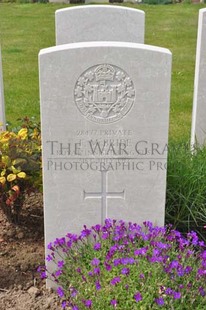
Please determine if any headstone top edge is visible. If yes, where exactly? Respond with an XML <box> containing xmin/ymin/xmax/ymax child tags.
<box><xmin>39</xmin><ymin>42</ymin><xmax>171</xmax><ymax>57</ymax></box>
<box><xmin>55</xmin><ymin>5</ymin><xmax>145</xmax><ymax>16</ymax></box>
<box><xmin>199</xmin><ymin>8</ymin><xmax>206</xmax><ymax>14</ymax></box>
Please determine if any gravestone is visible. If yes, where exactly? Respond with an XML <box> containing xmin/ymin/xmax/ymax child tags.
<box><xmin>85</xmin><ymin>0</ymin><xmax>110</xmax><ymax>3</ymax></box>
<box><xmin>55</xmin><ymin>6</ymin><xmax>145</xmax><ymax>45</ymax></box>
<box><xmin>0</xmin><ymin>47</ymin><xmax>6</xmax><ymax>132</ymax></box>
<box><xmin>40</xmin><ymin>42</ymin><xmax>172</xmax><ymax>286</ymax></box>
<box><xmin>191</xmin><ymin>9</ymin><xmax>206</xmax><ymax>147</ymax></box>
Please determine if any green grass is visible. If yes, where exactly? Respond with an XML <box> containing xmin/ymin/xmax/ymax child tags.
<box><xmin>166</xmin><ymin>142</ymin><xmax>206</xmax><ymax>241</ymax></box>
<box><xmin>0</xmin><ymin>3</ymin><xmax>206</xmax><ymax>140</ymax></box>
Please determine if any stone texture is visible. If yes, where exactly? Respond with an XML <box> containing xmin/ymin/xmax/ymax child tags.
<box><xmin>27</xmin><ymin>286</ymin><xmax>41</xmax><ymax>297</ymax></box>
<box><xmin>191</xmin><ymin>9</ymin><xmax>206</xmax><ymax>147</ymax></box>
<box><xmin>0</xmin><ymin>47</ymin><xmax>6</xmax><ymax>132</ymax></box>
<box><xmin>39</xmin><ymin>42</ymin><xmax>172</xmax><ymax>287</ymax></box>
<box><xmin>55</xmin><ymin>5</ymin><xmax>145</xmax><ymax>45</ymax></box>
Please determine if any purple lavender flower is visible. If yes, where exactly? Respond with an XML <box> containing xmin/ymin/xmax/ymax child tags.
<box><xmin>110</xmin><ymin>277</ymin><xmax>121</xmax><ymax>286</ymax></box>
<box><xmin>184</xmin><ymin>266</ymin><xmax>192</xmax><ymax>274</ymax></box>
<box><xmin>187</xmin><ymin>282</ymin><xmax>192</xmax><ymax>288</ymax></box>
<box><xmin>93</xmin><ymin>267</ymin><xmax>100</xmax><ymax>275</ymax></box>
<box><xmin>55</xmin><ymin>270</ymin><xmax>63</xmax><ymax>277</ymax></box>
<box><xmin>54</xmin><ymin>237</ymin><xmax>65</xmax><ymax>246</ymax></box>
<box><xmin>70</xmin><ymin>234</ymin><xmax>78</xmax><ymax>242</ymax></box>
<box><xmin>134</xmin><ymin>247</ymin><xmax>148</xmax><ymax>256</ymax></box>
<box><xmin>198</xmin><ymin>268</ymin><xmax>206</xmax><ymax>277</ymax></box>
<box><xmin>173</xmin><ymin>291</ymin><xmax>181</xmax><ymax>299</ymax></box>
<box><xmin>165</xmin><ymin>287</ymin><xmax>173</xmax><ymax>295</ymax></box>
<box><xmin>37</xmin><ymin>266</ymin><xmax>44</xmax><ymax>273</ymax></box>
<box><xmin>81</xmin><ymin>227</ymin><xmax>91</xmax><ymax>238</ymax></box>
<box><xmin>199</xmin><ymin>287</ymin><xmax>206</xmax><ymax>297</ymax></box>
<box><xmin>171</xmin><ymin>260</ymin><xmax>179</xmax><ymax>268</ymax></box>
<box><xmin>84</xmin><ymin>299</ymin><xmax>92</xmax><ymax>308</ymax></box>
<box><xmin>42</xmin><ymin>219</ymin><xmax>206</xmax><ymax>309</ymax></box>
<box><xmin>143</xmin><ymin>221</ymin><xmax>153</xmax><ymax>229</ymax></box>
<box><xmin>105</xmin><ymin>218</ymin><xmax>113</xmax><ymax>228</ymax></box>
<box><xmin>58</xmin><ymin>260</ymin><xmax>65</xmax><ymax>268</ymax></box>
<box><xmin>92</xmin><ymin>224</ymin><xmax>101</xmax><ymax>232</ymax></box>
<box><xmin>40</xmin><ymin>271</ymin><xmax>47</xmax><ymax>279</ymax></box>
<box><xmin>134</xmin><ymin>292</ymin><xmax>142</xmax><ymax>302</ymax></box>
<box><xmin>113</xmin><ymin>258</ymin><xmax>121</xmax><ymax>267</ymax></box>
<box><xmin>201</xmin><ymin>251</ymin><xmax>206</xmax><ymax>260</ymax></box>
<box><xmin>66</xmin><ymin>240</ymin><xmax>72</xmax><ymax>248</ymax></box>
<box><xmin>139</xmin><ymin>273</ymin><xmax>145</xmax><ymax>279</ymax></box>
<box><xmin>110</xmin><ymin>299</ymin><xmax>117</xmax><ymax>307</ymax></box>
<box><xmin>121</xmin><ymin>267</ymin><xmax>130</xmax><ymax>276</ymax></box>
<box><xmin>102</xmin><ymin>232</ymin><xmax>109</xmax><ymax>239</ymax></box>
<box><xmin>156</xmin><ymin>241</ymin><xmax>169</xmax><ymax>249</ymax></box>
<box><xmin>177</xmin><ymin>267</ymin><xmax>184</xmax><ymax>277</ymax></box>
<box><xmin>186</xmin><ymin>249</ymin><xmax>194</xmax><ymax>257</ymax></box>
<box><xmin>155</xmin><ymin>297</ymin><xmax>164</xmax><ymax>306</ymax></box>
<box><xmin>47</xmin><ymin>242</ymin><xmax>53</xmax><ymax>250</ymax></box>
<box><xmin>91</xmin><ymin>258</ymin><xmax>100</xmax><ymax>266</ymax></box>
<box><xmin>187</xmin><ymin>231</ymin><xmax>199</xmax><ymax>246</ymax></box>
<box><xmin>61</xmin><ymin>301</ymin><xmax>67</xmax><ymax>309</ymax></box>
<box><xmin>94</xmin><ymin>242</ymin><xmax>101</xmax><ymax>251</ymax></box>
<box><xmin>46</xmin><ymin>255</ymin><xmax>53</xmax><ymax>262</ymax></box>
<box><xmin>104</xmin><ymin>262</ymin><xmax>112</xmax><ymax>271</ymax></box>
<box><xmin>199</xmin><ymin>241</ymin><xmax>205</xmax><ymax>247</ymax></box>
<box><xmin>57</xmin><ymin>287</ymin><xmax>64</xmax><ymax>298</ymax></box>
<box><xmin>70</xmin><ymin>288</ymin><xmax>78</xmax><ymax>297</ymax></box>
<box><xmin>121</xmin><ymin>257</ymin><xmax>135</xmax><ymax>265</ymax></box>
<box><xmin>148</xmin><ymin>255</ymin><xmax>163</xmax><ymax>263</ymax></box>
<box><xmin>95</xmin><ymin>280</ymin><xmax>101</xmax><ymax>290</ymax></box>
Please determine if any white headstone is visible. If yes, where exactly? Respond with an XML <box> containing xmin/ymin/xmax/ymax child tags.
<box><xmin>49</xmin><ymin>0</ymin><xmax>70</xmax><ymax>3</ymax></box>
<box><xmin>85</xmin><ymin>0</ymin><xmax>109</xmax><ymax>3</ymax></box>
<box><xmin>191</xmin><ymin>9</ymin><xmax>206</xmax><ymax>147</ymax></box>
<box><xmin>0</xmin><ymin>47</ymin><xmax>6</xmax><ymax>132</ymax></box>
<box><xmin>55</xmin><ymin>6</ymin><xmax>145</xmax><ymax>45</ymax></box>
<box><xmin>40</xmin><ymin>42</ymin><xmax>171</xmax><ymax>285</ymax></box>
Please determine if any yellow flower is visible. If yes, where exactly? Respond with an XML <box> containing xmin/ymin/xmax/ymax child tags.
<box><xmin>1</xmin><ymin>169</ymin><xmax>6</xmax><ymax>177</ymax></box>
<box><xmin>0</xmin><ymin>176</ymin><xmax>6</xmax><ymax>185</ymax></box>
<box><xmin>0</xmin><ymin>131</ymin><xmax>16</xmax><ymax>143</ymax></box>
<box><xmin>17</xmin><ymin>172</ymin><xmax>26</xmax><ymax>179</ymax></box>
<box><xmin>18</xmin><ymin>128</ymin><xmax>28</xmax><ymax>140</ymax></box>
<box><xmin>11</xmin><ymin>165</ymin><xmax>21</xmax><ymax>174</ymax></box>
<box><xmin>2</xmin><ymin>155</ymin><xmax>11</xmax><ymax>167</ymax></box>
<box><xmin>31</xmin><ymin>128</ymin><xmax>39</xmax><ymax>139</ymax></box>
<box><xmin>7</xmin><ymin>174</ymin><xmax>17</xmax><ymax>182</ymax></box>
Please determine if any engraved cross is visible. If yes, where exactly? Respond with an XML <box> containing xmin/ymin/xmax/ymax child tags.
<box><xmin>84</xmin><ymin>170</ymin><xmax>125</xmax><ymax>225</ymax></box>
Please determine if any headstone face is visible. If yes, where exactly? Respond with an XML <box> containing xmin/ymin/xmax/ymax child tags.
<box><xmin>40</xmin><ymin>42</ymin><xmax>171</xmax><ymax>279</ymax></box>
<box><xmin>191</xmin><ymin>9</ymin><xmax>206</xmax><ymax>147</ymax></box>
<box><xmin>55</xmin><ymin>6</ymin><xmax>145</xmax><ymax>45</ymax></box>
<box><xmin>0</xmin><ymin>47</ymin><xmax>6</xmax><ymax>132</ymax></box>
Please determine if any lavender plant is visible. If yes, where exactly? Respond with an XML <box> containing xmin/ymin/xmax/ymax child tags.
<box><xmin>39</xmin><ymin>220</ymin><xmax>206</xmax><ymax>309</ymax></box>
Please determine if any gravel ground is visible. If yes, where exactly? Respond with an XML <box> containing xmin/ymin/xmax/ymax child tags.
<box><xmin>0</xmin><ymin>193</ymin><xmax>62</xmax><ymax>310</ymax></box>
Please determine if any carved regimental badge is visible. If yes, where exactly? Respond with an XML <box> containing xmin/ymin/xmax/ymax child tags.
<box><xmin>74</xmin><ymin>64</ymin><xmax>135</xmax><ymax>124</ymax></box>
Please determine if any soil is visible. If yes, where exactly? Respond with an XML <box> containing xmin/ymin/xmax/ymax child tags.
<box><xmin>0</xmin><ymin>193</ymin><xmax>62</xmax><ymax>310</ymax></box>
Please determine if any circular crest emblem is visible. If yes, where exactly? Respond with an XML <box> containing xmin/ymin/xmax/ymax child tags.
<box><xmin>74</xmin><ymin>64</ymin><xmax>135</xmax><ymax>124</ymax></box>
